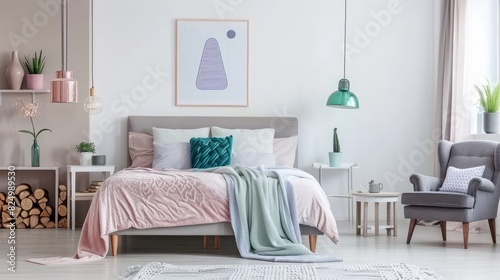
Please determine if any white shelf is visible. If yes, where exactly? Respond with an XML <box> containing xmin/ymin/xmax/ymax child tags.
<box><xmin>75</xmin><ymin>192</ymin><xmax>97</xmax><ymax>200</ymax></box>
<box><xmin>312</xmin><ymin>162</ymin><xmax>359</xmax><ymax>169</ymax></box>
<box><xmin>0</xmin><ymin>166</ymin><xmax>57</xmax><ymax>171</ymax></box>
<box><xmin>0</xmin><ymin>89</ymin><xmax>50</xmax><ymax>105</ymax></box>
<box><xmin>312</xmin><ymin>162</ymin><xmax>359</xmax><ymax>222</ymax></box>
<box><xmin>0</xmin><ymin>89</ymin><xmax>50</xmax><ymax>93</ymax></box>
<box><xmin>67</xmin><ymin>165</ymin><xmax>115</xmax><ymax>173</ymax></box>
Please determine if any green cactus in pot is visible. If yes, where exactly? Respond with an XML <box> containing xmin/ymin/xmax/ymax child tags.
<box><xmin>333</xmin><ymin>128</ymin><xmax>340</xmax><ymax>153</ymax></box>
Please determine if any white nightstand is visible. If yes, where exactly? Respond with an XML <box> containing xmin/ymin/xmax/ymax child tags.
<box><xmin>66</xmin><ymin>165</ymin><xmax>115</xmax><ymax>230</ymax></box>
<box><xmin>312</xmin><ymin>162</ymin><xmax>359</xmax><ymax>222</ymax></box>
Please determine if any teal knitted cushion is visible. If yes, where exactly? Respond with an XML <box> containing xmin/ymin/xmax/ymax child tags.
<box><xmin>190</xmin><ymin>136</ymin><xmax>233</xmax><ymax>169</ymax></box>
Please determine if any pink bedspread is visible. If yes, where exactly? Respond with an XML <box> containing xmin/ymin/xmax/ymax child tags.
<box><xmin>28</xmin><ymin>167</ymin><xmax>339</xmax><ymax>264</ymax></box>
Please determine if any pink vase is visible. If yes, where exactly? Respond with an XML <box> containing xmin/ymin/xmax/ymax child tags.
<box><xmin>26</xmin><ymin>74</ymin><xmax>44</xmax><ymax>90</ymax></box>
<box><xmin>5</xmin><ymin>51</ymin><xmax>24</xmax><ymax>90</ymax></box>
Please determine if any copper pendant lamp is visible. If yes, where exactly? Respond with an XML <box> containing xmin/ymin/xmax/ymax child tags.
<box><xmin>50</xmin><ymin>0</ymin><xmax>77</xmax><ymax>103</ymax></box>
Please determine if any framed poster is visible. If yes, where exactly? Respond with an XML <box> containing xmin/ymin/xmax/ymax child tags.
<box><xmin>175</xmin><ymin>19</ymin><xmax>249</xmax><ymax>107</ymax></box>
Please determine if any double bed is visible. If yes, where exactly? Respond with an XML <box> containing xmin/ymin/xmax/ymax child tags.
<box><xmin>77</xmin><ymin>116</ymin><xmax>339</xmax><ymax>259</ymax></box>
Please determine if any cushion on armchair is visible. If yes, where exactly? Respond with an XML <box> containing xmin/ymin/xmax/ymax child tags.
<box><xmin>439</xmin><ymin>165</ymin><xmax>485</xmax><ymax>194</ymax></box>
<box><xmin>401</xmin><ymin>191</ymin><xmax>475</xmax><ymax>209</ymax></box>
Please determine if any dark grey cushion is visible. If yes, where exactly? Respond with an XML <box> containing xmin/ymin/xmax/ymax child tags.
<box><xmin>401</xmin><ymin>191</ymin><xmax>474</xmax><ymax>209</ymax></box>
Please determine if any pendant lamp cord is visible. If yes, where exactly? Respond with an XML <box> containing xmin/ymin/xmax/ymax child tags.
<box><xmin>91</xmin><ymin>0</ymin><xmax>94</xmax><ymax>88</ymax></box>
<box><xmin>61</xmin><ymin>0</ymin><xmax>68</xmax><ymax>71</ymax></box>
<box><xmin>343</xmin><ymin>0</ymin><xmax>347</xmax><ymax>79</ymax></box>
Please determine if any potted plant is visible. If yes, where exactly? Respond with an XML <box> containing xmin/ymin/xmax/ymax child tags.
<box><xmin>23</xmin><ymin>49</ymin><xmax>46</xmax><ymax>90</ymax></box>
<box><xmin>75</xmin><ymin>141</ymin><xmax>96</xmax><ymax>165</ymax></box>
<box><xmin>17</xmin><ymin>98</ymin><xmax>51</xmax><ymax>167</ymax></box>
<box><xmin>329</xmin><ymin>128</ymin><xmax>342</xmax><ymax>167</ymax></box>
<box><xmin>476</xmin><ymin>81</ymin><xmax>500</xmax><ymax>133</ymax></box>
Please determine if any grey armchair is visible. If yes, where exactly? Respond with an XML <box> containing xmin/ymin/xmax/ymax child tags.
<box><xmin>401</xmin><ymin>140</ymin><xmax>500</xmax><ymax>249</ymax></box>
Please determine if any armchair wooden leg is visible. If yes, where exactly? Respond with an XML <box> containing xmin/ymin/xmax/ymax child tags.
<box><xmin>440</xmin><ymin>221</ymin><xmax>446</xmax><ymax>241</ymax></box>
<box><xmin>110</xmin><ymin>235</ymin><xmax>118</xmax><ymax>256</ymax></box>
<box><xmin>488</xmin><ymin>218</ymin><xmax>496</xmax><ymax>244</ymax></box>
<box><xmin>462</xmin><ymin>222</ymin><xmax>469</xmax><ymax>249</ymax></box>
<box><xmin>308</xmin><ymin>235</ymin><xmax>317</xmax><ymax>253</ymax></box>
<box><xmin>406</xmin><ymin>219</ymin><xmax>417</xmax><ymax>244</ymax></box>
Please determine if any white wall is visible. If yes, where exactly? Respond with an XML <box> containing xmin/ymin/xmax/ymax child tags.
<box><xmin>90</xmin><ymin>0</ymin><xmax>439</xmax><ymax>220</ymax></box>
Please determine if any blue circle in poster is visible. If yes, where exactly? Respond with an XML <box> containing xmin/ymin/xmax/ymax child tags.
<box><xmin>227</xmin><ymin>30</ymin><xmax>236</xmax><ymax>39</ymax></box>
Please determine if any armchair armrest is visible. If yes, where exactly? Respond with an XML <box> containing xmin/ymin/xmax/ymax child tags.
<box><xmin>409</xmin><ymin>174</ymin><xmax>443</xmax><ymax>191</ymax></box>
<box><xmin>467</xmin><ymin>177</ymin><xmax>495</xmax><ymax>197</ymax></box>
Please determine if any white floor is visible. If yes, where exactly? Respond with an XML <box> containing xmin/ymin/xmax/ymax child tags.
<box><xmin>1</xmin><ymin>220</ymin><xmax>500</xmax><ymax>279</ymax></box>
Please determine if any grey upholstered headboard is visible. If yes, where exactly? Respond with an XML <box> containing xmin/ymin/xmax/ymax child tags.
<box><xmin>127</xmin><ymin>116</ymin><xmax>298</xmax><ymax>167</ymax></box>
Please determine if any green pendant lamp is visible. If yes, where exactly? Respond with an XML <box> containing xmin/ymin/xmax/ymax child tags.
<box><xmin>326</xmin><ymin>0</ymin><xmax>359</xmax><ymax>109</ymax></box>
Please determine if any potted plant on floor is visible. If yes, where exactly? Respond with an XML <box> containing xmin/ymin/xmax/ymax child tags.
<box><xmin>23</xmin><ymin>50</ymin><xmax>46</xmax><ymax>90</ymax></box>
<box><xmin>329</xmin><ymin>128</ymin><xmax>342</xmax><ymax>167</ymax></box>
<box><xmin>75</xmin><ymin>141</ymin><xmax>96</xmax><ymax>165</ymax></box>
<box><xmin>476</xmin><ymin>81</ymin><xmax>500</xmax><ymax>133</ymax></box>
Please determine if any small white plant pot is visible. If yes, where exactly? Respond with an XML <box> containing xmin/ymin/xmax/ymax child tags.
<box><xmin>79</xmin><ymin>152</ymin><xmax>93</xmax><ymax>165</ymax></box>
<box><xmin>329</xmin><ymin>152</ymin><xmax>342</xmax><ymax>167</ymax></box>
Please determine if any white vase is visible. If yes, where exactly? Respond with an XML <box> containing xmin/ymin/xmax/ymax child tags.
<box><xmin>79</xmin><ymin>152</ymin><xmax>93</xmax><ymax>165</ymax></box>
<box><xmin>5</xmin><ymin>51</ymin><xmax>24</xmax><ymax>90</ymax></box>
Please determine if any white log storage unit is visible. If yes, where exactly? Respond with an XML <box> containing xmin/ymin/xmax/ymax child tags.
<box><xmin>0</xmin><ymin>166</ymin><xmax>59</xmax><ymax>228</ymax></box>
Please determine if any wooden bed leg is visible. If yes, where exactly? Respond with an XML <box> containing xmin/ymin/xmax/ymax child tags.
<box><xmin>308</xmin><ymin>235</ymin><xmax>317</xmax><ymax>253</ymax></box>
<box><xmin>110</xmin><ymin>235</ymin><xmax>118</xmax><ymax>256</ymax></box>
<box><xmin>203</xmin><ymin>236</ymin><xmax>209</xmax><ymax>249</ymax></box>
<box><xmin>215</xmin><ymin>236</ymin><xmax>220</xmax><ymax>249</ymax></box>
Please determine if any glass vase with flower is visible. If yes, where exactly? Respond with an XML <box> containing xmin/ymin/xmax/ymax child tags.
<box><xmin>17</xmin><ymin>98</ymin><xmax>52</xmax><ymax>167</ymax></box>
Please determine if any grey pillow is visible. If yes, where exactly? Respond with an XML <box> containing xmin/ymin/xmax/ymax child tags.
<box><xmin>152</xmin><ymin>142</ymin><xmax>191</xmax><ymax>170</ymax></box>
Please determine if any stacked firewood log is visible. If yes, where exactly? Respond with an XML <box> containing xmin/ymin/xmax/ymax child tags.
<box><xmin>57</xmin><ymin>184</ymin><xmax>68</xmax><ymax>228</ymax></box>
<box><xmin>0</xmin><ymin>183</ymin><xmax>55</xmax><ymax>228</ymax></box>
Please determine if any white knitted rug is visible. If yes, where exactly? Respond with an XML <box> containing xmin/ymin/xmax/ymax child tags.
<box><xmin>117</xmin><ymin>262</ymin><xmax>442</xmax><ymax>280</ymax></box>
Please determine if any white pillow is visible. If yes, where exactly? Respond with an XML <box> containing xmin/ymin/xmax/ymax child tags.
<box><xmin>439</xmin><ymin>165</ymin><xmax>486</xmax><ymax>194</ymax></box>
<box><xmin>232</xmin><ymin>152</ymin><xmax>276</xmax><ymax>167</ymax></box>
<box><xmin>211</xmin><ymin>126</ymin><xmax>275</xmax><ymax>153</ymax></box>
<box><xmin>273</xmin><ymin>136</ymin><xmax>298</xmax><ymax>167</ymax></box>
<box><xmin>152</xmin><ymin>127</ymin><xmax>210</xmax><ymax>144</ymax></box>
<box><xmin>152</xmin><ymin>142</ymin><xmax>191</xmax><ymax>169</ymax></box>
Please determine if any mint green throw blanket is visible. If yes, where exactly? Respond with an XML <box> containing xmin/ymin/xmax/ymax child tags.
<box><xmin>215</xmin><ymin>165</ymin><xmax>342</xmax><ymax>262</ymax></box>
